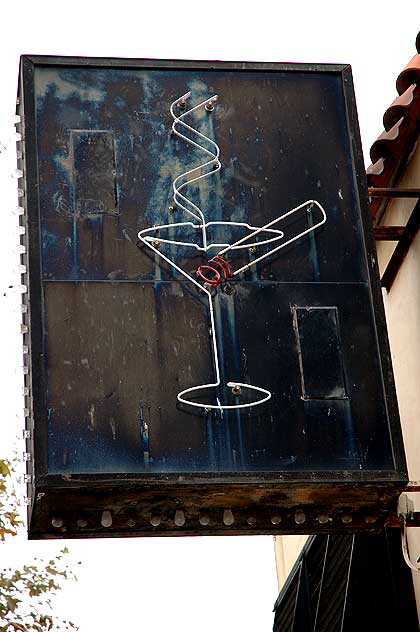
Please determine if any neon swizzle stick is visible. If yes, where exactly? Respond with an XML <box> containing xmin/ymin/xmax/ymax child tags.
<box><xmin>138</xmin><ymin>92</ymin><xmax>327</xmax><ymax>411</ymax></box>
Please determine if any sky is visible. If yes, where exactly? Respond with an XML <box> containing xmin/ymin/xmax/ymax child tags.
<box><xmin>0</xmin><ymin>2</ymin><xmax>419</xmax><ymax>630</ymax></box>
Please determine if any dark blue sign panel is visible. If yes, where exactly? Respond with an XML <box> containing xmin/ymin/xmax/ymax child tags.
<box><xmin>19</xmin><ymin>56</ymin><xmax>407</xmax><ymax>538</ymax></box>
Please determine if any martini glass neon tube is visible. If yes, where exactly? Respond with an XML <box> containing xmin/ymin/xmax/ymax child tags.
<box><xmin>138</xmin><ymin>93</ymin><xmax>327</xmax><ymax>411</ymax></box>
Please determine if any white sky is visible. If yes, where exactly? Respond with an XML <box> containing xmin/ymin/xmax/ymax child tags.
<box><xmin>0</xmin><ymin>2</ymin><xmax>419</xmax><ymax>630</ymax></box>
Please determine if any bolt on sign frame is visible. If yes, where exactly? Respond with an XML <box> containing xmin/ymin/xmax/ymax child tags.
<box><xmin>18</xmin><ymin>55</ymin><xmax>407</xmax><ymax>539</ymax></box>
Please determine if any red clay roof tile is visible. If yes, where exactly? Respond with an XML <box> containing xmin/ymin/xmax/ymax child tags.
<box><xmin>366</xmin><ymin>32</ymin><xmax>420</xmax><ymax>220</ymax></box>
<box><xmin>370</xmin><ymin>117</ymin><xmax>406</xmax><ymax>163</ymax></box>
<box><xmin>397</xmin><ymin>54</ymin><xmax>420</xmax><ymax>94</ymax></box>
<box><xmin>383</xmin><ymin>84</ymin><xmax>416</xmax><ymax>130</ymax></box>
<box><xmin>367</xmin><ymin>157</ymin><xmax>386</xmax><ymax>177</ymax></box>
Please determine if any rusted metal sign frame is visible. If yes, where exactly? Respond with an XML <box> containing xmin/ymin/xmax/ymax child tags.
<box><xmin>18</xmin><ymin>55</ymin><xmax>408</xmax><ymax>539</ymax></box>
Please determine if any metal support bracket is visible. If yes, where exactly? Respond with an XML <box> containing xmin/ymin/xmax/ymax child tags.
<box><xmin>398</xmin><ymin>493</ymin><xmax>420</xmax><ymax>572</ymax></box>
<box><xmin>369</xmin><ymin>189</ymin><xmax>420</xmax><ymax>291</ymax></box>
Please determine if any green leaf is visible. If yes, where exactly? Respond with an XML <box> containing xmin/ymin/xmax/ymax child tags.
<box><xmin>0</xmin><ymin>461</ymin><xmax>11</xmax><ymax>478</ymax></box>
<box><xmin>5</xmin><ymin>595</ymin><xmax>20</xmax><ymax>612</ymax></box>
<box><xmin>0</xmin><ymin>456</ymin><xmax>79</xmax><ymax>630</ymax></box>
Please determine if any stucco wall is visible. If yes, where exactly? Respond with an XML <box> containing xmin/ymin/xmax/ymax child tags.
<box><xmin>376</xmin><ymin>140</ymin><xmax>420</xmax><ymax>622</ymax></box>
<box><xmin>274</xmin><ymin>534</ymin><xmax>309</xmax><ymax>589</ymax></box>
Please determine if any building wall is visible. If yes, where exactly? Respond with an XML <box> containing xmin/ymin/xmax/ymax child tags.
<box><xmin>376</xmin><ymin>139</ymin><xmax>420</xmax><ymax>623</ymax></box>
<box><xmin>275</xmin><ymin>142</ymin><xmax>420</xmax><ymax>618</ymax></box>
<box><xmin>274</xmin><ymin>534</ymin><xmax>308</xmax><ymax>589</ymax></box>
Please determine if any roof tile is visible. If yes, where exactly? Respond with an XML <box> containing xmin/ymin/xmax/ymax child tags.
<box><xmin>396</xmin><ymin>54</ymin><xmax>420</xmax><ymax>94</ymax></box>
<box><xmin>370</xmin><ymin>117</ymin><xmax>406</xmax><ymax>163</ymax></box>
<box><xmin>366</xmin><ymin>32</ymin><xmax>420</xmax><ymax>220</ymax></box>
<box><xmin>383</xmin><ymin>84</ymin><xmax>416</xmax><ymax>130</ymax></box>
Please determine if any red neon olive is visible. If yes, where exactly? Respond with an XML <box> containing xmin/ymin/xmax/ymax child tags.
<box><xmin>197</xmin><ymin>255</ymin><xmax>232</xmax><ymax>287</ymax></box>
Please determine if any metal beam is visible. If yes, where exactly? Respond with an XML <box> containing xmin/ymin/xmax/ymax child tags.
<box><xmin>385</xmin><ymin>513</ymin><xmax>420</xmax><ymax>528</ymax></box>
<box><xmin>381</xmin><ymin>199</ymin><xmax>420</xmax><ymax>290</ymax></box>
<box><xmin>373</xmin><ymin>226</ymin><xmax>405</xmax><ymax>240</ymax></box>
<box><xmin>369</xmin><ymin>187</ymin><xmax>420</xmax><ymax>198</ymax></box>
